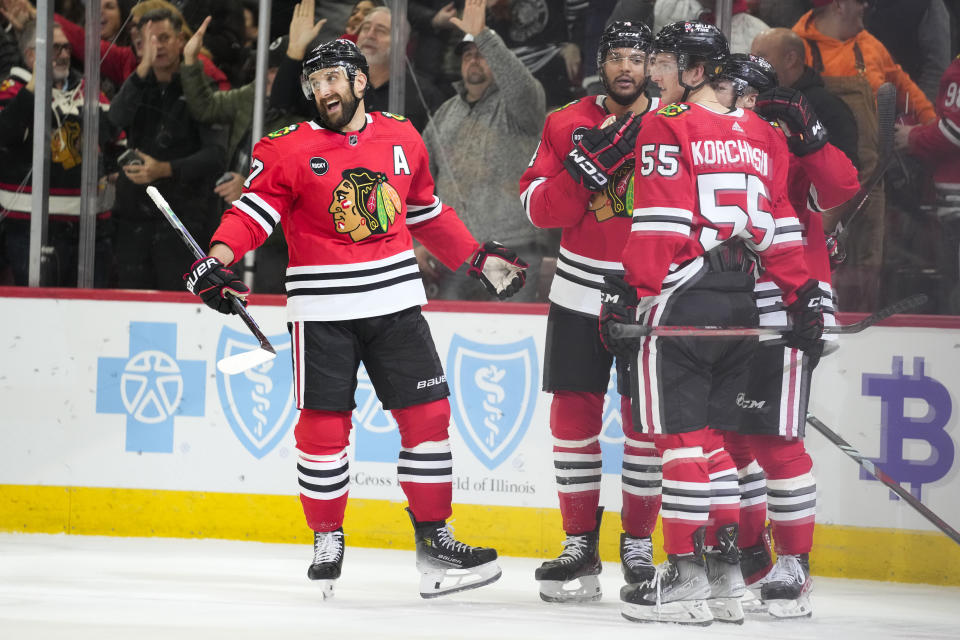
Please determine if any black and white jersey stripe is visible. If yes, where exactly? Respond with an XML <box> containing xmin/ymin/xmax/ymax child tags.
<box><xmin>631</xmin><ymin>206</ymin><xmax>693</xmax><ymax>236</ymax></box>
<box><xmin>406</xmin><ymin>196</ymin><xmax>443</xmax><ymax>226</ymax></box>
<box><xmin>755</xmin><ymin>279</ymin><xmax>836</xmax><ymax>340</ymax></box>
<box><xmin>771</xmin><ymin>215</ymin><xmax>803</xmax><ymax>247</ymax></box>
<box><xmin>549</xmin><ymin>247</ymin><xmax>624</xmax><ymax>316</ymax></box>
<box><xmin>939</xmin><ymin>117</ymin><xmax>960</xmax><ymax>148</ymax></box>
<box><xmin>284</xmin><ymin>250</ymin><xmax>426</xmax><ymax>321</ymax></box>
<box><xmin>234</xmin><ymin>192</ymin><xmax>281</xmax><ymax>236</ymax></box>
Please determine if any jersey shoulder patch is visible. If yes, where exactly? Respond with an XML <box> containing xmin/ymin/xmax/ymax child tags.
<box><xmin>266</xmin><ymin>123</ymin><xmax>299</xmax><ymax>139</ymax></box>
<box><xmin>657</xmin><ymin>103</ymin><xmax>690</xmax><ymax>117</ymax></box>
<box><xmin>379</xmin><ymin>111</ymin><xmax>408</xmax><ymax>122</ymax></box>
<box><xmin>550</xmin><ymin>99</ymin><xmax>580</xmax><ymax>114</ymax></box>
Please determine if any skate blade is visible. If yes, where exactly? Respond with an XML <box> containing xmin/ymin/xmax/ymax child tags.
<box><xmin>766</xmin><ymin>594</ymin><xmax>812</xmax><ymax>619</ymax></box>
<box><xmin>707</xmin><ymin>597</ymin><xmax>745</xmax><ymax>624</ymax></box>
<box><xmin>313</xmin><ymin>579</ymin><xmax>336</xmax><ymax>600</ymax></box>
<box><xmin>741</xmin><ymin>589</ymin><xmax>768</xmax><ymax>615</ymax></box>
<box><xmin>621</xmin><ymin>599</ymin><xmax>714</xmax><ymax>626</ymax></box>
<box><xmin>419</xmin><ymin>561</ymin><xmax>502</xmax><ymax>599</ymax></box>
<box><xmin>538</xmin><ymin>576</ymin><xmax>602</xmax><ymax>603</ymax></box>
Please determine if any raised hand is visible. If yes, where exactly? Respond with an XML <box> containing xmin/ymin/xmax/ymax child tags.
<box><xmin>432</xmin><ymin>2</ymin><xmax>457</xmax><ymax>31</ymax></box>
<box><xmin>287</xmin><ymin>0</ymin><xmax>327</xmax><ymax>61</ymax></box>
<box><xmin>450</xmin><ymin>0</ymin><xmax>486</xmax><ymax>36</ymax></box>
<box><xmin>183</xmin><ymin>15</ymin><xmax>211</xmax><ymax>66</ymax></box>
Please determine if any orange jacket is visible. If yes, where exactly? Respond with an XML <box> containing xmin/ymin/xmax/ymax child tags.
<box><xmin>792</xmin><ymin>10</ymin><xmax>936</xmax><ymax>124</ymax></box>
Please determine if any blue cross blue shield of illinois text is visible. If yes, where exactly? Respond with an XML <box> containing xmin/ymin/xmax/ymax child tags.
<box><xmin>447</xmin><ymin>335</ymin><xmax>538</xmax><ymax>470</ymax></box>
<box><xmin>216</xmin><ymin>327</ymin><xmax>298</xmax><ymax>459</ymax></box>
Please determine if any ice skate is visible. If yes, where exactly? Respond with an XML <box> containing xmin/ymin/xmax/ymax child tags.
<box><xmin>620</xmin><ymin>533</ymin><xmax>655</xmax><ymax>585</ymax></box>
<box><xmin>307</xmin><ymin>528</ymin><xmax>344</xmax><ymax>599</ymax></box>
<box><xmin>535</xmin><ymin>507</ymin><xmax>603</xmax><ymax>603</ymax></box>
<box><xmin>739</xmin><ymin>531</ymin><xmax>774</xmax><ymax>614</ymax></box>
<box><xmin>620</xmin><ymin>553</ymin><xmax>713</xmax><ymax>626</ymax></box>
<box><xmin>761</xmin><ymin>553</ymin><xmax>813</xmax><ymax>618</ymax></box>
<box><xmin>406</xmin><ymin>508</ymin><xmax>501</xmax><ymax>598</ymax></box>
<box><xmin>704</xmin><ymin>524</ymin><xmax>746</xmax><ymax>624</ymax></box>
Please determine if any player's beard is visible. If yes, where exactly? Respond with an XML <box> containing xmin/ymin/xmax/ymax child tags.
<box><xmin>316</xmin><ymin>88</ymin><xmax>360</xmax><ymax>131</ymax></box>
<box><xmin>606</xmin><ymin>72</ymin><xmax>646</xmax><ymax>107</ymax></box>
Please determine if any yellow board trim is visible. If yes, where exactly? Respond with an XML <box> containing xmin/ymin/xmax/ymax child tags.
<box><xmin>2</xmin><ymin>485</ymin><xmax>958</xmax><ymax>585</ymax></box>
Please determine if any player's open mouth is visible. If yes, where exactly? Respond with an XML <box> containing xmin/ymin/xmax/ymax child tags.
<box><xmin>326</xmin><ymin>100</ymin><xmax>341</xmax><ymax>115</ymax></box>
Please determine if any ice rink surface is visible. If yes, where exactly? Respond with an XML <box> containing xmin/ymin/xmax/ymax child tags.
<box><xmin>2</xmin><ymin>533</ymin><xmax>959</xmax><ymax>640</ymax></box>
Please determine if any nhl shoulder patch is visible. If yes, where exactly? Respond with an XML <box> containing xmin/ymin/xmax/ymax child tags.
<box><xmin>380</xmin><ymin>111</ymin><xmax>408</xmax><ymax>122</ymax></box>
<box><xmin>657</xmin><ymin>103</ymin><xmax>690</xmax><ymax>117</ymax></box>
<box><xmin>266</xmin><ymin>124</ymin><xmax>299</xmax><ymax>139</ymax></box>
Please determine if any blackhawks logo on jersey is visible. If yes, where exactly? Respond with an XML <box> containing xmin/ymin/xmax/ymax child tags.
<box><xmin>588</xmin><ymin>160</ymin><xmax>635</xmax><ymax>222</ymax></box>
<box><xmin>329</xmin><ymin>168</ymin><xmax>402</xmax><ymax>242</ymax></box>
<box><xmin>657</xmin><ymin>103</ymin><xmax>690</xmax><ymax>117</ymax></box>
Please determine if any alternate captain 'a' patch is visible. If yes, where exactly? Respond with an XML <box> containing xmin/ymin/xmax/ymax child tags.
<box><xmin>328</xmin><ymin>168</ymin><xmax>402</xmax><ymax>242</ymax></box>
<box><xmin>266</xmin><ymin>124</ymin><xmax>299</xmax><ymax>139</ymax></box>
<box><xmin>657</xmin><ymin>103</ymin><xmax>690</xmax><ymax>117</ymax></box>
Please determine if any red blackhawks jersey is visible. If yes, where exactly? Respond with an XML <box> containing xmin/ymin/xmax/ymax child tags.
<box><xmin>519</xmin><ymin>95</ymin><xmax>660</xmax><ymax>317</ymax></box>
<box><xmin>623</xmin><ymin>102</ymin><xmax>810</xmax><ymax>306</ymax></box>
<box><xmin>908</xmin><ymin>54</ymin><xmax>960</xmax><ymax>189</ymax></box>
<box><xmin>755</xmin><ymin>143</ymin><xmax>859</xmax><ymax>333</ymax></box>
<box><xmin>212</xmin><ymin>112</ymin><xmax>480</xmax><ymax>322</ymax></box>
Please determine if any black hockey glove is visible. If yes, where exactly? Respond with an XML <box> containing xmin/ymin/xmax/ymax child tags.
<box><xmin>563</xmin><ymin>112</ymin><xmax>642</xmax><ymax>192</ymax></box>
<box><xmin>785</xmin><ymin>279</ymin><xmax>825</xmax><ymax>354</ymax></box>
<box><xmin>468</xmin><ymin>241</ymin><xmax>528</xmax><ymax>299</ymax></box>
<box><xmin>755</xmin><ymin>87</ymin><xmax>828</xmax><ymax>157</ymax></box>
<box><xmin>599</xmin><ymin>275</ymin><xmax>640</xmax><ymax>357</ymax></box>
<box><xmin>184</xmin><ymin>256</ymin><xmax>250</xmax><ymax>315</ymax></box>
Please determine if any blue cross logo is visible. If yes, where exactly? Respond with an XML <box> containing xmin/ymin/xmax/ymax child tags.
<box><xmin>96</xmin><ymin>322</ymin><xmax>206</xmax><ymax>453</ymax></box>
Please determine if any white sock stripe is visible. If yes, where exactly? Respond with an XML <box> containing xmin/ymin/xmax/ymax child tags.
<box><xmin>623</xmin><ymin>453</ymin><xmax>662</xmax><ymax>465</ymax></box>
<box><xmin>661</xmin><ymin>478</ymin><xmax>712</xmax><ymax>492</ymax></box>
<box><xmin>622</xmin><ymin>484</ymin><xmax>662</xmax><ymax>497</ymax></box>
<box><xmin>553</xmin><ymin>451</ymin><xmax>603</xmax><ymax>462</ymax></box>
<box><xmin>298</xmin><ymin>451</ymin><xmax>348</xmax><ymax>465</ymax></box>
<box><xmin>622</xmin><ymin>469</ymin><xmax>662</xmax><ymax>481</ymax></box>
<box><xmin>300</xmin><ymin>485</ymin><xmax>349</xmax><ymax>501</ymax></box>
<box><xmin>397</xmin><ymin>474</ymin><xmax>453</xmax><ymax>484</ymax></box>
<box><xmin>557</xmin><ymin>482</ymin><xmax>602</xmax><ymax>493</ymax></box>
<box><xmin>623</xmin><ymin>437</ymin><xmax>657</xmax><ymax>450</ymax></box>
<box><xmin>709</xmin><ymin>469</ymin><xmax>738</xmax><ymax>481</ymax></box>
<box><xmin>660</xmin><ymin>508</ymin><xmax>710</xmax><ymax>521</ymax></box>
<box><xmin>661</xmin><ymin>494</ymin><xmax>712</xmax><ymax>507</ymax></box>
<box><xmin>767</xmin><ymin>473</ymin><xmax>816</xmax><ymax>492</ymax></box>
<box><xmin>711</xmin><ymin>495</ymin><xmax>741</xmax><ymax>506</ymax></box>
<box><xmin>767</xmin><ymin>492</ymin><xmax>817</xmax><ymax>506</ymax></box>
<box><xmin>739</xmin><ymin>478</ymin><xmax>767</xmax><ymax>494</ymax></box>
<box><xmin>740</xmin><ymin>495</ymin><xmax>768</xmax><ymax>508</ymax></box>
<box><xmin>556</xmin><ymin>467</ymin><xmax>604</xmax><ymax>477</ymax></box>
<box><xmin>662</xmin><ymin>447</ymin><xmax>704</xmax><ymax>464</ymax></box>
<box><xmin>768</xmin><ymin>506</ymin><xmax>816</xmax><ymax>521</ymax></box>
<box><xmin>400</xmin><ymin>440</ymin><xmax>451</xmax><ymax>454</ymax></box>
<box><xmin>396</xmin><ymin>458</ymin><xmax>453</xmax><ymax>469</ymax></box>
<box><xmin>553</xmin><ymin>435</ymin><xmax>600</xmax><ymax>448</ymax></box>
<box><xmin>737</xmin><ymin>460</ymin><xmax>765</xmax><ymax>478</ymax></box>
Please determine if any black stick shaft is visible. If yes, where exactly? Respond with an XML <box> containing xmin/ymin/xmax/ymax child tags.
<box><xmin>146</xmin><ymin>187</ymin><xmax>276</xmax><ymax>355</ymax></box>
<box><xmin>806</xmin><ymin>414</ymin><xmax>960</xmax><ymax>546</ymax></box>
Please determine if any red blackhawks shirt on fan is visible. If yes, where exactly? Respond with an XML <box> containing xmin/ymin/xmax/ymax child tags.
<box><xmin>209</xmin><ymin>112</ymin><xmax>486</xmax><ymax>320</ymax></box>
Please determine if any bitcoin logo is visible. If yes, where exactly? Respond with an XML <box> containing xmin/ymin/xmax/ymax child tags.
<box><xmin>862</xmin><ymin>356</ymin><xmax>954</xmax><ymax>500</ymax></box>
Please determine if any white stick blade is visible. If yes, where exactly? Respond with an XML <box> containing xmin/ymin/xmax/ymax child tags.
<box><xmin>216</xmin><ymin>348</ymin><xmax>277</xmax><ymax>375</ymax></box>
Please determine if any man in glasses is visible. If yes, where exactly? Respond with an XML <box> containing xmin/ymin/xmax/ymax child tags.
<box><xmin>0</xmin><ymin>20</ymin><xmax>119</xmax><ymax>286</ymax></box>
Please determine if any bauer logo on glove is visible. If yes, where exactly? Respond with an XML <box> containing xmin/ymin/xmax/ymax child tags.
<box><xmin>184</xmin><ymin>256</ymin><xmax>250</xmax><ymax>315</ymax></box>
<box><xmin>467</xmin><ymin>241</ymin><xmax>529</xmax><ymax>300</ymax></box>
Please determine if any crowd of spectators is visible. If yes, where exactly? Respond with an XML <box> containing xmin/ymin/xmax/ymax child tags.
<box><xmin>1</xmin><ymin>0</ymin><xmax>960</xmax><ymax>314</ymax></box>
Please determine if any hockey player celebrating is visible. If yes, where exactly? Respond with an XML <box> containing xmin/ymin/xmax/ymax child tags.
<box><xmin>608</xmin><ymin>23</ymin><xmax>823</xmax><ymax>626</ymax></box>
<box><xmin>518</xmin><ymin>21</ymin><xmax>663</xmax><ymax>603</ymax></box>
<box><xmin>183</xmin><ymin>39</ymin><xmax>528</xmax><ymax>599</ymax></box>
<box><xmin>716</xmin><ymin>53</ymin><xmax>859</xmax><ymax>619</ymax></box>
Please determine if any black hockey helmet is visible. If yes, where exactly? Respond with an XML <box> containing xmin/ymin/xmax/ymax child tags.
<box><xmin>597</xmin><ymin>21</ymin><xmax>653</xmax><ymax>68</ymax></box>
<box><xmin>720</xmin><ymin>53</ymin><xmax>779</xmax><ymax>96</ymax></box>
<box><xmin>301</xmin><ymin>38</ymin><xmax>369</xmax><ymax>98</ymax></box>
<box><xmin>653</xmin><ymin>21</ymin><xmax>729</xmax><ymax>80</ymax></box>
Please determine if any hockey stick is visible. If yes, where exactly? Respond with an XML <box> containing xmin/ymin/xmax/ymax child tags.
<box><xmin>146</xmin><ymin>186</ymin><xmax>277</xmax><ymax>375</ymax></box>
<box><xmin>835</xmin><ymin>82</ymin><xmax>897</xmax><ymax>244</ymax></box>
<box><xmin>606</xmin><ymin>293</ymin><xmax>927</xmax><ymax>339</ymax></box>
<box><xmin>806</xmin><ymin>414</ymin><xmax>960</xmax><ymax>546</ymax></box>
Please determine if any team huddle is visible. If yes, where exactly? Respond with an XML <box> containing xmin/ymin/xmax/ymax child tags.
<box><xmin>184</xmin><ymin>15</ymin><xmax>859</xmax><ymax>628</ymax></box>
